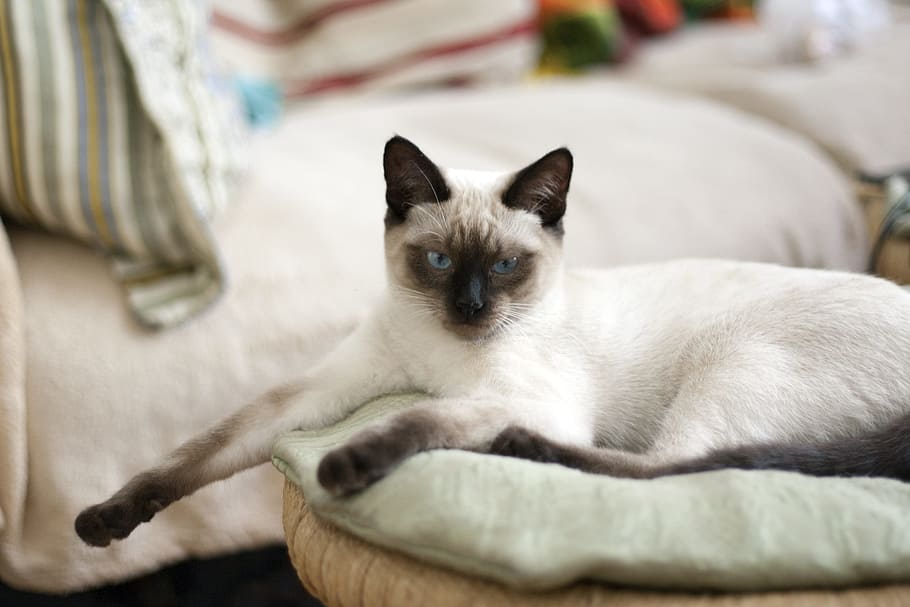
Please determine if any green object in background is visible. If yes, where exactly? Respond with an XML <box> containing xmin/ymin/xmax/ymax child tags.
<box><xmin>681</xmin><ymin>0</ymin><xmax>754</xmax><ymax>19</ymax></box>
<box><xmin>539</xmin><ymin>8</ymin><xmax>625</xmax><ymax>71</ymax></box>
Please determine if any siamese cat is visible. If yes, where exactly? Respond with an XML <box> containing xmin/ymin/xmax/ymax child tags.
<box><xmin>76</xmin><ymin>136</ymin><xmax>910</xmax><ymax>548</ymax></box>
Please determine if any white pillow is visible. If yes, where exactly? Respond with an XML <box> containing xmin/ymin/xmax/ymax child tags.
<box><xmin>209</xmin><ymin>0</ymin><xmax>539</xmax><ymax>98</ymax></box>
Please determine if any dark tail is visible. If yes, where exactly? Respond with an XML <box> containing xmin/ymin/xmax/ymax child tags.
<box><xmin>661</xmin><ymin>412</ymin><xmax>910</xmax><ymax>482</ymax></box>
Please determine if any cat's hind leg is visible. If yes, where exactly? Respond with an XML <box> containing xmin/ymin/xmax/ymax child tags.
<box><xmin>489</xmin><ymin>343</ymin><xmax>784</xmax><ymax>477</ymax></box>
<box><xmin>492</xmin><ymin>349</ymin><xmax>910</xmax><ymax>482</ymax></box>
<box><xmin>489</xmin><ymin>426</ymin><xmax>656</xmax><ymax>477</ymax></box>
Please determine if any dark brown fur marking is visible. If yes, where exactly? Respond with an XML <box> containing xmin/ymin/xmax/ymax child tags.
<box><xmin>317</xmin><ymin>410</ymin><xmax>443</xmax><ymax>496</ymax></box>
<box><xmin>75</xmin><ymin>474</ymin><xmax>175</xmax><ymax>547</ymax></box>
<box><xmin>660</xmin><ymin>410</ymin><xmax>910</xmax><ymax>481</ymax></box>
<box><xmin>502</xmin><ymin>148</ymin><xmax>572</xmax><ymax>227</ymax></box>
<box><xmin>384</xmin><ymin>136</ymin><xmax>451</xmax><ymax>222</ymax></box>
<box><xmin>490</xmin><ymin>427</ymin><xmax>649</xmax><ymax>478</ymax></box>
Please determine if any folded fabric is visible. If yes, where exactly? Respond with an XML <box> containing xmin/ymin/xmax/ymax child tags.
<box><xmin>0</xmin><ymin>1</ymin><xmax>244</xmax><ymax>328</ymax></box>
<box><xmin>273</xmin><ymin>394</ymin><xmax>910</xmax><ymax>592</ymax></box>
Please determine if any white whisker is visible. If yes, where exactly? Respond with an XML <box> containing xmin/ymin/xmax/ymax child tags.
<box><xmin>410</xmin><ymin>205</ymin><xmax>448</xmax><ymax>240</ymax></box>
<box><xmin>412</xmin><ymin>162</ymin><xmax>440</xmax><ymax>205</ymax></box>
<box><xmin>410</xmin><ymin>161</ymin><xmax>451</xmax><ymax>232</ymax></box>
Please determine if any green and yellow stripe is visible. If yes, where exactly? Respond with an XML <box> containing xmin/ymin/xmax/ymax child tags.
<box><xmin>70</xmin><ymin>0</ymin><xmax>116</xmax><ymax>247</ymax></box>
<box><xmin>0</xmin><ymin>0</ymin><xmax>236</xmax><ymax>328</ymax></box>
<box><xmin>0</xmin><ymin>0</ymin><xmax>34</xmax><ymax>220</ymax></box>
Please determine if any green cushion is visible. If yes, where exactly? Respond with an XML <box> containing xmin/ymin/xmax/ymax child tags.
<box><xmin>273</xmin><ymin>394</ymin><xmax>910</xmax><ymax>592</ymax></box>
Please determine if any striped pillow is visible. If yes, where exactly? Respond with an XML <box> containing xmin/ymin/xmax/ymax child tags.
<box><xmin>0</xmin><ymin>0</ymin><xmax>244</xmax><ymax>328</ymax></box>
<box><xmin>210</xmin><ymin>0</ymin><xmax>539</xmax><ymax>99</ymax></box>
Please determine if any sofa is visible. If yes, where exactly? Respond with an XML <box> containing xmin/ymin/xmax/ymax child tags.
<box><xmin>0</xmin><ymin>1</ymin><xmax>907</xmax><ymax>602</ymax></box>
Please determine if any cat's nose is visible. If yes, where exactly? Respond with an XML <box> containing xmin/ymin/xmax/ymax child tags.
<box><xmin>455</xmin><ymin>298</ymin><xmax>484</xmax><ymax>319</ymax></box>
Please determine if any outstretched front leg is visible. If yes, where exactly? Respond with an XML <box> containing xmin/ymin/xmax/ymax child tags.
<box><xmin>317</xmin><ymin>398</ymin><xmax>541</xmax><ymax>496</ymax></box>
<box><xmin>75</xmin><ymin>321</ymin><xmax>404</xmax><ymax>547</ymax></box>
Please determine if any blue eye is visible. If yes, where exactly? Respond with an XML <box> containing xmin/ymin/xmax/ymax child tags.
<box><xmin>493</xmin><ymin>257</ymin><xmax>519</xmax><ymax>274</ymax></box>
<box><xmin>427</xmin><ymin>251</ymin><xmax>452</xmax><ymax>270</ymax></box>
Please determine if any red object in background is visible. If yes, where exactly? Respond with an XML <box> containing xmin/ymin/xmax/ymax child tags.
<box><xmin>716</xmin><ymin>6</ymin><xmax>755</xmax><ymax>20</ymax></box>
<box><xmin>539</xmin><ymin>0</ymin><xmax>612</xmax><ymax>19</ymax></box>
<box><xmin>615</xmin><ymin>0</ymin><xmax>681</xmax><ymax>35</ymax></box>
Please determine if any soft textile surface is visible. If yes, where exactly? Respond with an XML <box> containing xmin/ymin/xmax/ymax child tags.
<box><xmin>274</xmin><ymin>395</ymin><xmax>910</xmax><ymax>592</ymax></box>
<box><xmin>0</xmin><ymin>0</ymin><xmax>243</xmax><ymax>327</ymax></box>
<box><xmin>0</xmin><ymin>80</ymin><xmax>867</xmax><ymax>592</ymax></box>
<box><xmin>0</xmin><ymin>222</ymin><xmax>25</xmax><ymax>568</ymax></box>
<box><xmin>626</xmin><ymin>5</ymin><xmax>910</xmax><ymax>174</ymax></box>
<box><xmin>210</xmin><ymin>0</ymin><xmax>538</xmax><ymax>98</ymax></box>
<box><xmin>284</xmin><ymin>480</ymin><xmax>910</xmax><ymax>607</ymax></box>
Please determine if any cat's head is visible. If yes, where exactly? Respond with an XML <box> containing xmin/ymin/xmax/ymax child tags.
<box><xmin>382</xmin><ymin>136</ymin><xmax>571</xmax><ymax>340</ymax></box>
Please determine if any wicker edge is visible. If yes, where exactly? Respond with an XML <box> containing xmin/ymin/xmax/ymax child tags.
<box><xmin>857</xmin><ymin>180</ymin><xmax>910</xmax><ymax>284</ymax></box>
<box><xmin>281</xmin><ymin>480</ymin><xmax>909</xmax><ymax>607</ymax></box>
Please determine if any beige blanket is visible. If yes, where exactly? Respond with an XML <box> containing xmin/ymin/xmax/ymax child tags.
<box><xmin>0</xmin><ymin>222</ymin><xmax>25</xmax><ymax>570</ymax></box>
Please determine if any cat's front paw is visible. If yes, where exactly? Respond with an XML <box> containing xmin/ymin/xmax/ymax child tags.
<box><xmin>490</xmin><ymin>426</ymin><xmax>568</xmax><ymax>464</ymax></box>
<box><xmin>317</xmin><ymin>437</ymin><xmax>406</xmax><ymax>497</ymax></box>
<box><xmin>75</xmin><ymin>487</ymin><xmax>168</xmax><ymax>547</ymax></box>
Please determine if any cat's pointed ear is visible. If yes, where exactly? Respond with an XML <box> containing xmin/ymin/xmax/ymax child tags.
<box><xmin>502</xmin><ymin>148</ymin><xmax>573</xmax><ymax>227</ymax></box>
<box><xmin>383</xmin><ymin>136</ymin><xmax>450</xmax><ymax>220</ymax></box>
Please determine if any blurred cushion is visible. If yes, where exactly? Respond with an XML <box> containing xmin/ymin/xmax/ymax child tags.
<box><xmin>626</xmin><ymin>5</ymin><xmax>910</xmax><ymax>174</ymax></box>
<box><xmin>0</xmin><ymin>0</ymin><xmax>244</xmax><ymax>328</ymax></box>
<box><xmin>210</xmin><ymin>0</ymin><xmax>539</xmax><ymax>99</ymax></box>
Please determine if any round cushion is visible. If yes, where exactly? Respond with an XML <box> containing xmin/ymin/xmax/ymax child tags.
<box><xmin>282</xmin><ymin>481</ymin><xmax>910</xmax><ymax>606</ymax></box>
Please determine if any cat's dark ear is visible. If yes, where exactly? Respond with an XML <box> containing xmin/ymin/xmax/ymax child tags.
<box><xmin>502</xmin><ymin>148</ymin><xmax>573</xmax><ymax>227</ymax></box>
<box><xmin>383</xmin><ymin>136</ymin><xmax>450</xmax><ymax>221</ymax></box>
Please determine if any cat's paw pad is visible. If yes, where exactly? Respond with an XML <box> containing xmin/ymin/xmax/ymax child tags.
<box><xmin>490</xmin><ymin>426</ymin><xmax>564</xmax><ymax>464</ymax></box>
<box><xmin>317</xmin><ymin>441</ymin><xmax>398</xmax><ymax>497</ymax></box>
<box><xmin>75</xmin><ymin>501</ymin><xmax>136</xmax><ymax>547</ymax></box>
<box><xmin>74</xmin><ymin>491</ymin><xmax>167</xmax><ymax>547</ymax></box>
